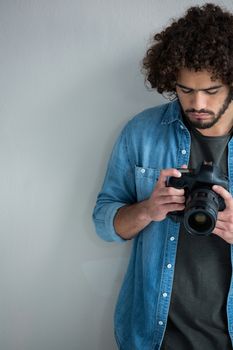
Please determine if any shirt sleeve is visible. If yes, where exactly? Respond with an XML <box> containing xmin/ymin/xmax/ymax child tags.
<box><xmin>92</xmin><ymin>122</ymin><xmax>136</xmax><ymax>242</ymax></box>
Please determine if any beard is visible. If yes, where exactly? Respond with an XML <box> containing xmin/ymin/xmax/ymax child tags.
<box><xmin>181</xmin><ymin>90</ymin><xmax>233</xmax><ymax>129</ymax></box>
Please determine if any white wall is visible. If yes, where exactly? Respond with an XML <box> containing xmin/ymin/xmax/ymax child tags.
<box><xmin>0</xmin><ymin>1</ymin><xmax>232</xmax><ymax>349</ymax></box>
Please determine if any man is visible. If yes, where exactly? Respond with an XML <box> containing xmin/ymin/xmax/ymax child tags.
<box><xmin>93</xmin><ymin>3</ymin><xmax>233</xmax><ymax>349</ymax></box>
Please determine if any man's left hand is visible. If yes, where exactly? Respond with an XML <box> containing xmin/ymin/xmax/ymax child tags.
<box><xmin>212</xmin><ymin>185</ymin><xmax>233</xmax><ymax>244</ymax></box>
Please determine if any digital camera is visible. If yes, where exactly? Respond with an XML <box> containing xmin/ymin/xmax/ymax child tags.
<box><xmin>167</xmin><ymin>162</ymin><xmax>228</xmax><ymax>236</ymax></box>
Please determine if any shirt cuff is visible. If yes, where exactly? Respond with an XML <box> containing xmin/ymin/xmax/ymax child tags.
<box><xmin>93</xmin><ymin>202</ymin><xmax>127</xmax><ymax>242</ymax></box>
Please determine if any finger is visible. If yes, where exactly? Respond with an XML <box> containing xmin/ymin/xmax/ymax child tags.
<box><xmin>157</xmin><ymin>186</ymin><xmax>185</xmax><ymax>197</ymax></box>
<box><xmin>217</xmin><ymin>211</ymin><xmax>232</xmax><ymax>221</ymax></box>
<box><xmin>212</xmin><ymin>185</ymin><xmax>233</xmax><ymax>209</ymax></box>
<box><xmin>215</xmin><ymin>216</ymin><xmax>233</xmax><ymax>230</ymax></box>
<box><xmin>157</xmin><ymin>168</ymin><xmax>181</xmax><ymax>186</ymax></box>
<box><xmin>156</xmin><ymin>195</ymin><xmax>186</xmax><ymax>205</ymax></box>
<box><xmin>181</xmin><ymin>164</ymin><xmax>188</xmax><ymax>169</ymax></box>
<box><xmin>212</xmin><ymin>227</ymin><xmax>225</xmax><ymax>238</ymax></box>
<box><xmin>212</xmin><ymin>227</ymin><xmax>233</xmax><ymax>244</ymax></box>
<box><xmin>162</xmin><ymin>203</ymin><xmax>185</xmax><ymax>212</ymax></box>
<box><xmin>214</xmin><ymin>220</ymin><xmax>226</xmax><ymax>230</ymax></box>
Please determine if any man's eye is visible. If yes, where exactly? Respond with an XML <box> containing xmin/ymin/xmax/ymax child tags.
<box><xmin>181</xmin><ymin>89</ymin><xmax>192</xmax><ymax>94</ymax></box>
<box><xmin>205</xmin><ymin>90</ymin><xmax>219</xmax><ymax>95</ymax></box>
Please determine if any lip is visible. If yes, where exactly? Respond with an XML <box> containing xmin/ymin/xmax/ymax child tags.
<box><xmin>189</xmin><ymin>112</ymin><xmax>210</xmax><ymax>120</ymax></box>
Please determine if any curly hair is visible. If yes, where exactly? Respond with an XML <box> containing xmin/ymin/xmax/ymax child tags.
<box><xmin>142</xmin><ymin>3</ymin><xmax>233</xmax><ymax>97</ymax></box>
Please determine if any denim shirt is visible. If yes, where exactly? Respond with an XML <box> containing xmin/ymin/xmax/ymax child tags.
<box><xmin>92</xmin><ymin>100</ymin><xmax>233</xmax><ymax>350</ymax></box>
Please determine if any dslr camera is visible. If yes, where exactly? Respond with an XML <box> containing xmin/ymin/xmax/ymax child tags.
<box><xmin>167</xmin><ymin>162</ymin><xmax>228</xmax><ymax>236</ymax></box>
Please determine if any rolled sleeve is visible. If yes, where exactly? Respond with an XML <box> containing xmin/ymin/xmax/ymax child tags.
<box><xmin>93</xmin><ymin>202</ymin><xmax>126</xmax><ymax>242</ymax></box>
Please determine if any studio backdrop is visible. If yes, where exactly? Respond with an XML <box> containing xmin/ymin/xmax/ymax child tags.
<box><xmin>0</xmin><ymin>0</ymin><xmax>232</xmax><ymax>349</ymax></box>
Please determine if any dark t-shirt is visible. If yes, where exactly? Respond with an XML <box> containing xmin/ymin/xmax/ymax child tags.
<box><xmin>161</xmin><ymin>123</ymin><xmax>232</xmax><ymax>350</ymax></box>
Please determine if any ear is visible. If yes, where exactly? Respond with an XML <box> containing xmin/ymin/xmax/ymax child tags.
<box><xmin>162</xmin><ymin>91</ymin><xmax>177</xmax><ymax>101</ymax></box>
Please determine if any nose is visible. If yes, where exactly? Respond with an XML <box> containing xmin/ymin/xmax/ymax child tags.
<box><xmin>190</xmin><ymin>91</ymin><xmax>207</xmax><ymax>111</ymax></box>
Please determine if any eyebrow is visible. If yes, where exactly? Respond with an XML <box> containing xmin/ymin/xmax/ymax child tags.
<box><xmin>176</xmin><ymin>83</ymin><xmax>223</xmax><ymax>91</ymax></box>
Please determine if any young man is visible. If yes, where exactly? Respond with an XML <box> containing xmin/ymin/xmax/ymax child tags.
<box><xmin>93</xmin><ymin>4</ymin><xmax>233</xmax><ymax>349</ymax></box>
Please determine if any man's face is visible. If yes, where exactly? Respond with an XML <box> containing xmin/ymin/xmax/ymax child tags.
<box><xmin>176</xmin><ymin>68</ymin><xmax>233</xmax><ymax>135</ymax></box>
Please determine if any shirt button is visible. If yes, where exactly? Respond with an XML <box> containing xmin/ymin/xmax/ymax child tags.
<box><xmin>181</xmin><ymin>149</ymin><xmax>186</xmax><ymax>155</ymax></box>
<box><xmin>167</xmin><ymin>264</ymin><xmax>172</xmax><ymax>269</ymax></box>
<box><xmin>170</xmin><ymin>236</ymin><xmax>175</xmax><ymax>241</ymax></box>
<box><xmin>140</xmin><ymin>168</ymin><xmax>145</xmax><ymax>174</ymax></box>
<box><xmin>180</xmin><ymin>125</ymin><xmax>184</xmax><ymax>129</ymax></box>
<box><xmin>163</xmin><ymin>292</ymin><xmax>168</xmax><ymax>298</ymax></box>
<box><xmin>158</xmin><ymin>321</ymin><xmax>164</xmax><ymax>326</ymax></box>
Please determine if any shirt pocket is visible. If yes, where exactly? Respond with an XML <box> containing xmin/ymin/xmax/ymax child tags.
<box><xmin>135</xmin><ymin>166</ymin><xmax>161</xmax><ymax>202</ymax></box>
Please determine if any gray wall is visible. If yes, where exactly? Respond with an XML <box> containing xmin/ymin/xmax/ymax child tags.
<box><xmin>0</xmin><ymin>1</ymin><xmax>232</xmax><ymax>349</ymax></box>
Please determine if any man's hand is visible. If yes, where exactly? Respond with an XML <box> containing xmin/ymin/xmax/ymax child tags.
<box><xmin>212</xmin><ymin>185</ymin><xmax>233</xmax><ymax>244</ymax></box>
<box><xmin>114</xmin><ymin>166</ymin><xmax>186</xmax><ymax>239</ymax></box>
<box><xmin>144</xmin><ymin>168</ymin><xmax>185</xmax><ymax>222</ymax></box>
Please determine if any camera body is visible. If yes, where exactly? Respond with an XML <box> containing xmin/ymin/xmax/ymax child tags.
<box><xmin>167</xmin><ymin>162</ymin><xmax>228</xmax><ymax>236</ymax></box>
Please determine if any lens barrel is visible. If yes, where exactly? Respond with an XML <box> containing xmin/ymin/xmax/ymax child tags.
<box><xmin>183</xmin><ymin>188</ymin><xmax>220</xmax><ymax>236</ymax></box>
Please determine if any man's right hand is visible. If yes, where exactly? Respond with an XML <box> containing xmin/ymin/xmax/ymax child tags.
<box><xmin>114</xmin><ymin>167</ymin><xmax>186</xmax><ymax>239</ymax></box>
<box><xmin>144</xmin><ymin>168</ymin><xmax>185</xmax><ymax>222</ymax></box>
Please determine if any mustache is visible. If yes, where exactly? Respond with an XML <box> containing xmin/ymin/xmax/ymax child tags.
<box><xmin>185</xmin><ymin>108</ymin><xmax>215</xmax><ymax>116</ymax></box>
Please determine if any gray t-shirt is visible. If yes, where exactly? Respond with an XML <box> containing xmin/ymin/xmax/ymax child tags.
<box><xmin>161</xmin><ymin>123</ymin><xmax>232</xmax><ymax>350</ymax></box>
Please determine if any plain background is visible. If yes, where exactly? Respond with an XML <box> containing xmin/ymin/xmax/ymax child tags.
<box><xmin>1</xmin><ymin>1</ymin><xmax>233</xmax><ymax>349</ymax></box>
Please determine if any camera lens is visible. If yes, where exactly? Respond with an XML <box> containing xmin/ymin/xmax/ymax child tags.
<box><xmin>193</xmin><ymin>213</ymin><xmax>208</xmax><ymax>224</ymax></box>
<box><xmin>183</xmin><ymin>188</ymin><xmax>220</xmax><ymax>236</ymax></box>
<box><xmin>187</xmin><ymin>210</ymin><xmax>214</xmax><ymax>235</ymax></box>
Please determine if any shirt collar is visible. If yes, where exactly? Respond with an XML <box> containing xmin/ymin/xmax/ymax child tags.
<box><xmin>161</xmin><ymin>99</ymin><xmax>183</xmax><ymax>125</ymax></box>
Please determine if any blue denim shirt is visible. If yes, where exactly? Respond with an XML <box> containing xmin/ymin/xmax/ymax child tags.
<box><xmin>92</xmin><ymin>100</ymin><xmax>233</xmax><ymax>350</ymax></box>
